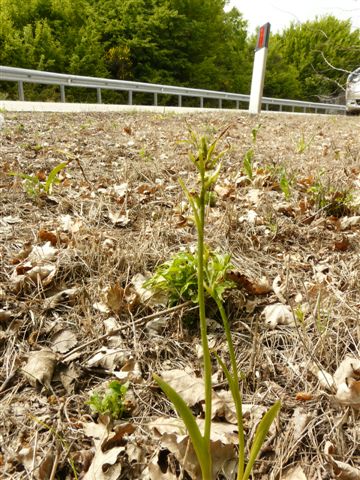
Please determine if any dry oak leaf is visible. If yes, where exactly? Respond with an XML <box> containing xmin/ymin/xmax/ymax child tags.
<box><xmin>38</xmin><ymin>229</ymin><xmax>58</xmax><ymax>246</ymax></box>
<box><xmin>281</xmin><ymin>465</ymin><xmax>308</xmax><ymax>480</ymax></box>
<box><xmin>43</xmin><ymin>287</ymin><xmax>79</xmax><ymax>310</ymax></box>
<box><xmin>149</xmin><ymin>417</ymin><xmax>237</xmax><ymax>480</ymax></box>
<box><xmin>22</xmin><ymin>349</ymin><xmax>57</xmax><ymax>388</ymax></box>
<box><xmin>0</xmin><ymin>309</ymin><xmax>12</xmax><ymax>323</ymax></box>
<box><xmin>324</xmin><ymin>441</ymin><xmax>360</xmax><ymax>479</ymax></box>
<box><xmin>87</xmin><ymin>347</ymin><xmax>129</xmax><ymax>371</ymax></box>
<box><xmin>334</xmin><ymin>357</ymin><xmax>360</xmax><ymax>408</ymax></box>
<box><xmin>51</xmin><ymin>329</ymin><xmax>77</xmax><ymax>353</ymax></box>
<box><xmin>338</xmin><ymin>216</ymin><xmax>360</xmax><ymax>230</ymax></box>
<box><xmin>262</xmin><ymin>303</ymin><xmax>295</xmax><ymax>329</ymax></box>
<box><xmin>106</xmin><ymin>283</ymin><xmax>125</xmax><ymax>314</ymax></box>
<box><xmin>83</xmin><ymin>416</ymin><xmax>135</xmax><ymax>480</ymax></box>
<box><xmin>226</xmin><ymin>271</ymin><xmax>271</xmax><ymax>295</ymax></box>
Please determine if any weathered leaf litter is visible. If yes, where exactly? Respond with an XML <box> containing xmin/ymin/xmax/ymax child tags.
<box><xmin>1</xmin><ymin>111</ymin><xmax>360</xmax><ymax>479</ymax></box>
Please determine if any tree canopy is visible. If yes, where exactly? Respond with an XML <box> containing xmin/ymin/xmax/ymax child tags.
<box><xmin>0</xmin><ymin>0</ymin><xmax>359</xmax><ymax>103</ymax></box>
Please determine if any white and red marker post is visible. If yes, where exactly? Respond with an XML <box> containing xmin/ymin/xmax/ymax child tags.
<box><xmin>249</xmin><ymin>22</ymin><xmax>271</xmax><ymax>114</ymax></box>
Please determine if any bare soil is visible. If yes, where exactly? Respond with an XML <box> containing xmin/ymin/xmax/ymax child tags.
<box><xmin>0</xmin><ymin>111</ymin><xmax>360</xmax><ymax>479</ymax></box>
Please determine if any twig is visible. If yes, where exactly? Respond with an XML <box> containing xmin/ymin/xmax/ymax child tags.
<box><xmin>62</xmin><ymin>301</ymin><xmax>194</xmax><ymax>361</ymax></box>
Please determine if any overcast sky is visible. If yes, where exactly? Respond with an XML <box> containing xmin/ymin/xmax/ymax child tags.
<box><xmin>226</xmin><ymin>0</ymin><xmax>360</xmax><ymax>34</ymax></box>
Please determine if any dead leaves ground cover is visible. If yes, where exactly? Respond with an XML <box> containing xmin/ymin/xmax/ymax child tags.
<box><xmin>0</xmin><ymin>110</ymin><xmax>360</xmax><ymax>479</ymax></box>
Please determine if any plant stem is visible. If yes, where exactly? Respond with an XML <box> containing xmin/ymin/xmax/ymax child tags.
<box><xmin>197</xmin><ymin>170</ymin><xmax>213</xmax><ymax>475</ymax></box>
<box><xmin>215</xmin><ymin>298</ymin><xmax>245</xmax><ymax>479</ymax></box>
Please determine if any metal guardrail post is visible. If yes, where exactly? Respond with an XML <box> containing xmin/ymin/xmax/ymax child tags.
<box><xmin>154</xmin><ymin>92</ymin><xmax>158</xmax><ymax>106</ymax></box>
<box><xmin>60</xmin><ymin>85</ymin><xmax>65</xmax><ymax>102</ymax></box>
<box><xmin>200</xmin><ymin>97</ymin><xmax>204</xmax><ymax>108</ymax></box>
<box><xmin>236</xmin><ymin>100</ymin><xmax>239</xmax><ymax>109</ymax></box>
<box><xmin>97</xmin><ymin>88</ymin><xmax>102</xmax><ymax>104</ymax></box>
<box><xmin>128</xmin><ymin>91</ymin><xmax>133</xmax><ymax>105</ymax></box>
<box><xmin>18</xmin><ymin>81</ymin><xmax>24</xmax><ymax>101</ymax></box>
<box><xmin>178</xmin><ymin>95</ymin><xmax>182</xmax><ymax>107</ymax></box>
<box><xmin>219</xmin><ymin>99</ymin><xmax>222</xmax><ymax>108</ymax></box>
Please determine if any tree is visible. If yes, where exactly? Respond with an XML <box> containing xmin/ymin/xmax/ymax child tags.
<box><xmin>276</xmin><ymin>16</ymin><xmax>360</xmax><ymax>100</ymax></box>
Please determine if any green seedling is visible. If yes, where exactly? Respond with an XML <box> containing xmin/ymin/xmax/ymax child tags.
<box><xmin>243</xmin><ymin>148</ymin><xmax>254</xmax><ymax>180</ymax></box>
<box><xmin>87</xmin><ymin>381</ymin><xmax>129</xmax><ymax>419</ymax></box>
<box><xmin>296</xmin><ymin>131</ymin><xmax>315</xmax><ymax>154</ymax></box>
<box><xmin>242</xmin><ymin>124</ymin><xmax>261</xmax><ymax>181</ymax></box>
<box><xmin>147</xmin><ymin>129</ymin><xmax>280</xmax><ymax>480</ymax></box>
<box><xmin>279</xmin><ymin>168</ymin><xmax>291</xmax><ymax>200</ymax></box>
<box><xmin>10</xmin><ymin>161</ymin><xmax>68</xmax><ymax>197</ymax></box>
<box><xmin>307</xmin><ymin>172</ymin><xmax>353</xmax><ymax>216</ymax></box>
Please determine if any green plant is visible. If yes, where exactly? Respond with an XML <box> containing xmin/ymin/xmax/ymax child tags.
<box><xmin>149</xmin><ymin>129</ymin><xmax>280</xmax><ymax>480</ymax></box>
<box><xmin>243</xmin><ymin>124</ymin><xmax>262</xmax><ymax>181</ymax></box>
<box><xmin>307</xmin><ymin>172</ymin><xmax>353</xmax><ymax>216</ymax></box>
<box><xmin>243</xmin><ymin>148</ymin><xmax>254</xmax><ymax>180</ymax></box>
<box><xmin>145</xmin><ymin>249</ymin><xmax>234</xmax><ymax>306</ymax></box>
<box><xmin>87</xmin><ymin>381</ymin><xmax>129</xmax><ymax>419</ymax></box>
<box><xmin>279</xmin><ymin>168</ymin><xmax>292</xmax><ymax>200</ymax></box>
<box><xmin>296</xmin><ymin>131</ymin><xmax>315</xmax><ymax>154</ymax></box>
<box><xmin>9</xmin><ymin>162</ymin><xmax>68</xmax><ymax>197</ymax></box>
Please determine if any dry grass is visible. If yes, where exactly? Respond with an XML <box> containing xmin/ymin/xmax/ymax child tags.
<box><xmin>0</xmin><ymin>110</ymin><xmax>359</xmax><ymax>479</ymax></box>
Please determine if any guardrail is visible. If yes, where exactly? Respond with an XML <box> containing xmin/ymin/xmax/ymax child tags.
<box><xmin>0</xmin><ymin>66</ymin><xmax>346</xmax><ymax>114</ymax></box>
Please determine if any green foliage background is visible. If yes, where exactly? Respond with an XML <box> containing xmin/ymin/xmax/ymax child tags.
<box><xmin>0</xmin><ymin>0</ymin><xmax>359</xmax><ymax>103</ymax></box>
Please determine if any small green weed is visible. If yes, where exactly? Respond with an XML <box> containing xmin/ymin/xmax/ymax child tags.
<box><xmin>10</xmin><ymin>161</ymin><xmax>68</xmax><ymax>197</ymax></box>
<box><xmin>243</xmin><ymin>148</ymin><xmax>254</xmax><ymax>180</ymax></box>
<box><xmin>87</xmin><ymin>381</ymin><xmax>129</xmax><ymax>419</ymax></box>
<box><xmin>307</xmin><ymin>173</ymin><xmax>353</xmax><ymax>216</ymax></box>
<box><xmin>296</xmin><ymin>131</ymin><xmax>315</xmax><ymax>153</ymax></box>
<box><xmin>242</xmin><ymin>124</ymin><xmax>261</xmax><ymax>180</ymax></box>
<box><xmin>279</xmin><ymin>168</ymin><xmax>292</xmax><ymax>200</ymax></box>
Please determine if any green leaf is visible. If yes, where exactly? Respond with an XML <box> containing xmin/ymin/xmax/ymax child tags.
<box><xmin>243</xmin><ymin>400</ymin><xmax>281</xmax><ymax>480</ymax></box>
<box><xmin>44</xmin><ymin>162</ymin><xmax>68</xmax><ymax>194</ymax></box>
<box><xmin>153</xmin><ymin>374</ymin><xmax>211</xmax><ymax>479</ymax></box>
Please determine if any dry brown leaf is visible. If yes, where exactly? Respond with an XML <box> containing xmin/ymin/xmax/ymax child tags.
<box><xmin>291</xmin><ymin>407</ymin><xmax>312</xmax><ymax>441</ymax></box>
<box><xmin>334</xmin><ymin>357</ymin><xmax>360</xmax><ymax>408</ymax></box>
<box><xmin>295</xmin><ymin>392</ymin><xmax>313</xmax><ymax>402</ymax></box>
<box><xmin>58</xmin><ymin>362</ymin><xmax>81</xmax><ymax>394</ymax></box>
<box><xmin>38</xmin><ymin>229</ymin><xmax>58</xmax><ymax>246</ymax></box>
<box><xmin>43</xmin><ymin>287</ymin><xmax>79</xmax><ymax>310</ymax></box>
<box><xmin>28</xmin><ymin>242</ymin><xmax>58</xmax><ymax>263</ymax></box>
<box><xmin>0</xmin><ymin>309</ymin><xmax>12</xmax><ymax>323</ymax></box>
<box><xmin>150</xmin><ymin>417</ymin><xmax>237</xmax><ymax>480</ymax></box>
<box><xmin>60</xmin><ymin>214</ymin><xmax>83</xmax><ymax>233</ymax></box>
<box><xmin>51</xmin><ymin>329</ymin><xmax>77</xmax><ymax>353</ymax></box>
<box><xmin>334</xmin><ymin>236</ymin><xmax>350</xmax><ymax>251</ymax></box>
<box><xmin>106</xmin><ymin>283</ymin><xmax>125</xmax><ymax>314</ymax></box>
<box><xmin>214</xmin><ymin>184</ymin><xmax>234</xmax><ymax>199</ymax></box>
<box><xmin>108</xmin><ymin>210</ymin><xmax>130</xmax><ymax>227</ymax></box>
<box><xmin>83</xmin><ymin>416</ymin><xmax>133</xmax><ymax>480</ymax></box>
<box><xmin>282</xmin><ymin>465</ymin><xmax>308</xmax><ymax>480</ymax></box>
<box><xmin>113</xmin><ymin>359</ymin><xmax>143</xmax><ymax>383</ymax></box>
<box><xmin>226</xmin><ymin>271</ymin><xmax>271</xmax><ymax>295</ymax></box>
<box><xmin>262</xmin><ymin>303</ymin><xmax>295</xmax><ymax>328</ymax></box>
<box><xmin>131</xmin><ymin>273</ymin><xmax>167</xmax><ymax>307</ymax></box>
<box><xmin>324</xmin><ymin>441</ymin><xmax>360</xmax><ymax>479</ymax></box>
<box><xmin>159</xmin><ymin>369</ymin><xmax>205</xmax><ymax>407</ymax></box>
<box><xmin>338</xmin><ymin>216</ymin><xmax>360</xmax><ymax>230</ymax></box>
<box><xmin>22</xmin><ymin>349</ymin><xmax>57</xmax><ymax>388</ymax></box>
<box><xmin>87</xmin><ymin>347</ymin><xmax>129</xmax><ymax>371</ymax></box>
